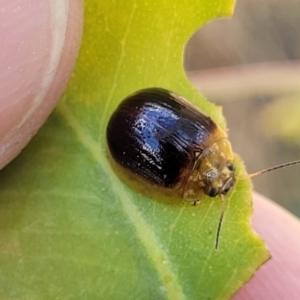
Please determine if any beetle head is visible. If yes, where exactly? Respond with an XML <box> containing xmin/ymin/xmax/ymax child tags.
<box><xmin>199</xmin><ymin>139</ymin><xmax>236</xmax><ymax>198</ymax></box>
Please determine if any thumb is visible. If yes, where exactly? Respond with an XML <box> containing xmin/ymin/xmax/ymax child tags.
<box><xmin>0</xmin><ymin>0</ymin><xmax>83</xmax><ymax>169</ymax></box>
<box><xmin>233</xmin><ymin>192</ymin><xmax>300</xmax><ymax>299</ymax></box>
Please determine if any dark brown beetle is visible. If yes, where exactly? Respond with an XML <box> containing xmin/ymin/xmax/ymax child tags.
<box><xmin>107</xmin><ymin>88</ymin><xmax>235</xmax><ymax>200</ymax></box>
<box><xmin>107</xmin><ymin>87</ymin><xmax>300</xmax><ymax>249</ymax></box>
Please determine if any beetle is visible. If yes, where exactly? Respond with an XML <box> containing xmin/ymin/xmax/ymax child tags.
<box><xmin>106</xmin><ymin>87</ymin><xmax>300</xmax><ymax>249</ymax></box>
<box><xmin>106</xmin><ymin>88</ymin><xmax>235</xmax><ymax>200</ymax></box>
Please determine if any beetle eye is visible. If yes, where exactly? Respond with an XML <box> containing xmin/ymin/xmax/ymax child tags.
<box><xmin>221</xmin><ymin>178</ymin><xmax>235</xmax><ymax>195</ymax></box>
<box><xmin>222</xmin><ymin>187</ymin><xmax>230</xmax><ymax>194</ymax></box>
<box><xmin>204</xmin><ymin>186</ymin><xmax>218</xmax><ymax>197</ymax></box>
<box><xmin>227</xmin><ymin>163</ymin><xmax>235</xmax><ymax>172</ymax></box>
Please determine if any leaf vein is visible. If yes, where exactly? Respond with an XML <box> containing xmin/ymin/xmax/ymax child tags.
<box><xmin>100</xmin><ymin>2</ymin><xmax>138</xmax><ymax>130</ymax></box>
<box><xmin>57</xmin><ymin>102</ymin><xmax>187</xmax><ymax>300</ymax></box>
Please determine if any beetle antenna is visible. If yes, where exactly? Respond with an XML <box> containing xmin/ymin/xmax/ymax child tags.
<box><xmin>215</xmin><ymin>194</ymin><xmax>226</xmax><ymax>250</ymax></box>
<box><xmin>249</xmin><ymin>159</ymin><xmax>300</xmax><ymax>178</ymax></box>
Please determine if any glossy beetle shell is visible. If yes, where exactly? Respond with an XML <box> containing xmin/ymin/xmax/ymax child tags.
<box><xmin>106</xmin><ymin>88</ymin><xmax>236</xmax><ymax>201</ymax></box>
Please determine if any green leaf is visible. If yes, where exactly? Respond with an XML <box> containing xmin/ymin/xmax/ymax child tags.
<box><xmin>0</xmin><ymin>1</ymin><xmax>270</xmax><ymax>299</ymax></box>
